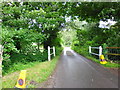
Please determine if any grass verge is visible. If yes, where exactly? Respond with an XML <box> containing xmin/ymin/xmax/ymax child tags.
<box><xmin>72</xmin><ymin>46</ymin><xmax>119</xmax><ymax>68</ymax></box>
<box><xmin>3</xmin><ymin>62</ymin><xmax>40</xmax><ymax>76</ymax></box>
<box><xmin>2</xmin><ymin>55</ymin><xmax>59</xmax><ymax>88</ymax></box>
<box><xmin>85</xmin><ymin>55</ymin><xmax>119</xmax><ymax>68</ymax></box>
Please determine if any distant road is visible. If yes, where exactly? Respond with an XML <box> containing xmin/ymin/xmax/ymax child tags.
<box><xmin>53</xmin><ymin>47</ymin><xmax>118</xmax><ymax>88</ymax></box>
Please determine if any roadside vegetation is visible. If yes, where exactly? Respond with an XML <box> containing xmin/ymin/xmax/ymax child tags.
<box><xmin>2</xmin><ymin>2</ymin><xmax>64</xmax><ymax>76</ymax></box>
<box><xmin>2</xmin><ymin>55</ymin><xmax>60</xmax><ymax>88</ymax></box>
<box><xmin>1</xmin><ymin>2</ymin><xmax>120</xmax><ymax>89</ymax></box>
<box><xmin>70</xmin><ymin>20</ymin><xmax>119</xmax><ymax>68</ymax></box>
<box><xmin>2</xmin><ymin>2</ymin><xmax>64</xmax><ymax>88</ymax></box>
<box><xmin>72</xmin><ymin>45</ymin><xmax>119</xmax><ymax>68</ymax></box>
<box><xmin>70</xmin><ymin>18</ymin><xmax>119</xmax><ymax>68</ymax></box>
<box><xmin>3</xmin><ymin>46</ymin><xmax>62</xmax><ymax>76</ymax></box>
<box><xmin>58</xmin><ymin>3</ymin><xmax>120</xmax><ymax>68</ymax></box>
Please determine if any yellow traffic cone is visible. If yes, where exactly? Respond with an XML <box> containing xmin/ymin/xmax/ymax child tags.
<box><xmin>15</xmin><ymin>70</ymin><xmax>27</xmax><ymax>88</ymax></box>
<box><xmin>100</xmin><ymin>55</ymin><xmax>107</xmax><ymax>64</ymax></box>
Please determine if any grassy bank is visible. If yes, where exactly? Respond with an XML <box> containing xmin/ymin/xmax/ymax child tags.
<box><xmin>85</xmin><ymin>55</ymin><xmax>119</xmax><ymax>68</ymax></box>
<box><xmin>2</xmin><ymin>50</ymin><xmax>48</xmax><ymax>76</ymax></box>
<box><xmin>72</xmin><ymin>46</ymin><xmax>119</xmax><ymax>68</ymax></box>
<box><xmin>2</xmin><ymin>55</ymin><xmax>60</xmax><ymax>88</ymax></box>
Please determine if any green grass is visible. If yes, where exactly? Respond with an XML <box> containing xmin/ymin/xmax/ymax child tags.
<box><xmin>2</xmin><ymin>56</ymin><xmax>59</xmax><ymax>88</ymax></box>
<box><xmin>86</xmin><ymin>55</ymin><xmax>119</xmax><ymax>68</ymax></box>
<box><xmin>3</xmin><ymin>62</ymin><xmax>40</xmax><ymax>76</ymax></box>
<box><xmin>2</xmin><ymin>51</ymin><xmax>48</xmax><ymax>76</ymax></box>
<box><xmin>72</xmin><ymin>46</ymin><xmax>119</xmax><ymax>68</ymax></box>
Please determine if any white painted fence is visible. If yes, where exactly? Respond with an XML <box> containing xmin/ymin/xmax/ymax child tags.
<box><xmin>48</xmin><ymin>46</ymin><xmax>55</xmax><ymax>61</ymax></box>
<box><xmin>89</xmin><ymin>46</ymin><xmax>102</xmax><ymax>58</ymax></box>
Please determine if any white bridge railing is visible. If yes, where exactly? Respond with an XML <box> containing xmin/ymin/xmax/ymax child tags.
<box><xmin>89</xmin><ymin>46</ymin><xmax>102</xmax><ymax>58</ymax></box>
<box><xmin>48</xmin><ymin>46</ymin><xmax>55</xmax><ymax>61</ymax></box>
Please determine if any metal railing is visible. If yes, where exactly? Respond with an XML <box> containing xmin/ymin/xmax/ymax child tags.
<box><xmin>106</xmin><ymin>47</ymin><xmax>120</xmax><ymax>61</ymax></box>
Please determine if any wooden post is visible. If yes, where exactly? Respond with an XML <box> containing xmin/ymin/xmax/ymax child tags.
<box><xmin>89</xmin><ymin>46</ymin><xmax>91</xmax><ymax>54</ymax></box>
<box><xmin>53</xmin><ymin>46</ymin><xmax>55</xmax><ymax>57</ymax></box>
<box><xmin>48</xmin><ymin>46</ymin><xmax>51</xmax><ymax>61</ymax></box>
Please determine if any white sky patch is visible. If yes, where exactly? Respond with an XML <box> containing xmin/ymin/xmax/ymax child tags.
<box><xmin>20</xmin><ymin>2</ymin><xmax>23</xmax><ymax>6</ymax></box>
<box><xmin>32</xmin><ymin>43</ymin><xmax>37</xmax><ymax>46</ymax></box>
<box><xmin>53</xmin><ymin>24</ymin><xmax>55</xmax><ymax>27</ymax></box>
<box><xmin>62</xmin><ymin>2</ymin><xmax>66</xmax><ymax>5</ymax></box>
<box><xmin>81</xmin><ymin>21</ymin><xmax>87</xmax><ymax>25</ymax></box>
<box><xmin>75</xmin><ymin>16</ymin><xmax>78</xmax><ymax>18</ymax></box>
<box><xmin>8</xmin><ymin>3</ymin><xmax>12</xmax><ymax>6</ymax></box>
<box><xmin>39</xmin><ymin>24</ymin><xmax>42</xmax><ymax>28</ymax></box>
<box><xmin>84</xmin><ymin>0</ymin><xmax>92</xmax><ymax>1</ymax></box>
<box><xmin>65</xmin><ymin>16</ymin><xmax>71</xmax><ymax>22</ymax></box>
<box><xmin>62</xmin><ymin>28</ymin><xmax>67</xmax><ymax>31</ymax></box>
<box><xmin>33</xmin><ymin>19</ymin><xmax>36</xmax><ymax>23</ymax></box>
<box><xmin>99</xmin><ymin>19</ymin><xmax>116</xmax><ymax>29</ymax></box>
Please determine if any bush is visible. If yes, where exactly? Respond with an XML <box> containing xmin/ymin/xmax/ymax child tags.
<box><xmin>2</xmin><ymin>50</ymin><xmax>48</xmax><ymax>75</ymax></box>
<box><xmin>55</xmin><ymin>46</ymin><xmax>63</xmax><ymax>56</ymax></box>
<box><xmin>2</xmin><ymin>46</ymin><xmax>63</xmax><ymax>76</ymax></box>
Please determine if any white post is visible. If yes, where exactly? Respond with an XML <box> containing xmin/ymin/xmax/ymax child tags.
<box><xmin>89</xmin><ymin>46</ymin><xmax>91</xmax><ymax>53</ymax></box>
<box><xmin>48</xmin><ymin>46</ymin><xmax>51</xmax><ymax>61</ymax></box>
<box><xmin>53</xmin><ymin>46</ymin><xmax>55</xmax><ymax>57</ymax></box>
<box><xmin>99</xmin><ymin>46</ymin><xmax>102</xmax><ymax>57</ymax></box>
<box><xmin>0</xmin><ymin>45</ymin><xmax>3</xmax><ymax>78</ymax></box>
<box><xmin>0</xmin><ymin>45</ymin><xmax>3</xmax><ymax>61</ymax></box>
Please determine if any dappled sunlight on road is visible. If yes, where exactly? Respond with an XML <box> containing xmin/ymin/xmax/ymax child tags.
<box><xmin>63</xmin><ymin>47</ymin><xmax>77</xmax><ymax>56</ymax></box>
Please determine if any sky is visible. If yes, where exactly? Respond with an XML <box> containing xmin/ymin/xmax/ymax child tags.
<box><xmin>65</xmin><ymin>16</ymin><xmax>116</xmax><ymax>29</ymax></box>
<box><xmin>99</xmin><ymin>19</ymin><xmax>116</xmax><ymax>29</ymax></box>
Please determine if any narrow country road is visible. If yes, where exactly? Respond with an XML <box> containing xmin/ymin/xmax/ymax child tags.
<box><xmin>53</xmin><ymin>47</ymin><xmax>118</xmax><ymax>88</ymax></box>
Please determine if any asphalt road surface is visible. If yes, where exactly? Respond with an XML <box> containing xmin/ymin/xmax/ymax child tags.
<box><xmin>53</xmin><ymin>47</ymin><xmax>118</xmax><ymax>88</ymax></box>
